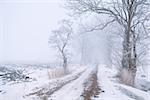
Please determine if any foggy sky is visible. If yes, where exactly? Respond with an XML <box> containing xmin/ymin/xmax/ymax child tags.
<box><xmin>0</xmin><ymin>0</ymin><xmax>111</xmax><ymax>65</ymax></box>
<box><xmin>0</xmin><ymin>0</ymin><xmax>67</xmax><ymax>64</ymax></box>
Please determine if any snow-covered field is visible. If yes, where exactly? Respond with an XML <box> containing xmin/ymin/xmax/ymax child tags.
<box><xmin>0</xmin><ymin>64</ymin><xmax>87</xmax><ymax>100</ymax></box>
<box><xmin>0</xmin><ymin>64</ymin><xmax>150</xmax><ymax>100</ymax></box>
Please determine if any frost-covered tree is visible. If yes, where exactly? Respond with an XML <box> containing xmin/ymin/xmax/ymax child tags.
<box><xmin>66</xmin><ymin>0</ymin><xmax>150</xmax><ymax>86</ymax></box>
<box><xmin>49</xmin><ymin>19</ymin><xmax>73</xmax><ymax>74</ymax></box>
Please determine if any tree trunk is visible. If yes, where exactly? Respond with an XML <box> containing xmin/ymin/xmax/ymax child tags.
<box><xmin>122</xmin><ymin>30</ymin><xmax>131</xmax><ymax>69</ymax></box>
<box><xmin>121</xmin><ymin>14</ymin><xmax>137</xmax><ymax>86</ymax></box>
<box><xmin>130</xmin><ymin>29</ymin><xmax>137</xmax><ymax>86</ymax></box>
<box><xmin>121</xmin><ymin>24</ymin><xmax>137</xmax><ymax>86</ymax></box>
<box><xmin>63</xmin><ymin>56</ymin><xmax>68</xmax><ymax>74</ymax></box>
<box><xmin>121</xmin><ymin>41</ymin><xmax>137</xmax><ymax>85</ymax></box>
<box><xmin>121</xmin><ymin>28</ymin><xmax>135</xmax><ymax>86</ymax></box>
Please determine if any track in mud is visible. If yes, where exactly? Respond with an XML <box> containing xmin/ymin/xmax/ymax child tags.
<box><xmin>82</xmin><ymin>65</ymin><xmax>101</xmax><ymax>100</ymax></box>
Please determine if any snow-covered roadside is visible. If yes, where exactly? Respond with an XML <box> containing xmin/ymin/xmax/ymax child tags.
<box><xmin>94</xmin><ymin>65</ymin><xmax>142</xmax><ymax>100</ymax></box>
<box><xmin>49</xmin><ymin>66</ymin><xmax>94</xmax><ymax>100</ymax></box>
<box><xmin>135</xmin><ymin>65</ymin><xmax>150</xmax><ymax>91</ymax></box>
<box><xmin>93</xmin><ymin>65</ymin><xmax>150</xmax><ymax>100</ymax></box>
<box><xmin>0</xmin><ymin>65</ymin><xmax>87</xmax><ymax>100</ymax></box>
<box><xmin>119</xmin><ymin>84</ymin><xmax>149</xmax><ymax>100</ymax></box>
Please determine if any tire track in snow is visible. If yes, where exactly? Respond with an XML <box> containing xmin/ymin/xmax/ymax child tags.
<box><xmin>49</xmin><ymin>67</ymin><xmax>93</xmax><ymax>100</ymax></box>
<box><xmin>26</xmin><ymin>67</ymin><xmax>87</xmax><ymax>100</ymax></box>
<box><xmin>82</xmin><ymin>65</ymin><xmax>100</xmax><ymax>100</ymax></box>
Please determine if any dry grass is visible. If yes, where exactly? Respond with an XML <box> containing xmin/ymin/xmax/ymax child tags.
<box><xmin>40</xmin><ymin>95</ymin><xmax>48</xmax><ymax>100</ymax></box>
<box><xmin>119</xmin><ymin>68</ymin><xmax>135</xmax><ymax>86</ymax></box>
<box><xmin>47</xmin><ymin>68</ymin><xmax>65</xmax><ymax>79</ymax></box>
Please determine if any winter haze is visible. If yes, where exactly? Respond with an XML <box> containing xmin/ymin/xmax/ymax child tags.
<box><xmin>0</xmin><ymin>0</ymin><xmax>150</xmax><ymax>100</ymax></box>
<box><xmin>0</xmin><ymin>0</ymin><xmax>67</xmax><ymax>64</ymax></box>
<box><xmin>0</xmin><ymin>0</ymin><xmax>108</xmax><ymax>64</ymax></box>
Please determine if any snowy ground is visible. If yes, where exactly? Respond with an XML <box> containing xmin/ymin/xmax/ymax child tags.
<box><xmin>94</xmin><ymin>65</ymin><xmax>149</xmax><ymax>100</ymax></box>
<box><xmin>0</xmin><ymin>64</ymin><xmax>150</xmax><ymax>100</ymax></box>
<box><xmin>95</xmin><ymin>65</ymin><xmax>134</xmax><ymax>100</ymax></box>
<box><xmin>0</xmin><ymin>64</ymin><xmax>87</xmax><ymax>100</ymax></box>
<box><xmin>49</xmin><ymin>66</ymin><xmax>93</xmax><ymax>100</ymax></box>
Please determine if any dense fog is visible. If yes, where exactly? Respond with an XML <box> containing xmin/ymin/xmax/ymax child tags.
<box><xmin>0</xmin><ymin>0</ymin><xmax>110</xmax><ymax>64</ymax></box>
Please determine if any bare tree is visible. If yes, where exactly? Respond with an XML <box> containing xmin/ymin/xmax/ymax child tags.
<box><xmin>66</xmin><ymin>0</ymin><xmax>150</xmax><ymax>86</ymax></box>
<box><xmin>49</xmin><ymin>19</ymin><xmax>73</xmax><ymax>74</ymax></box>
